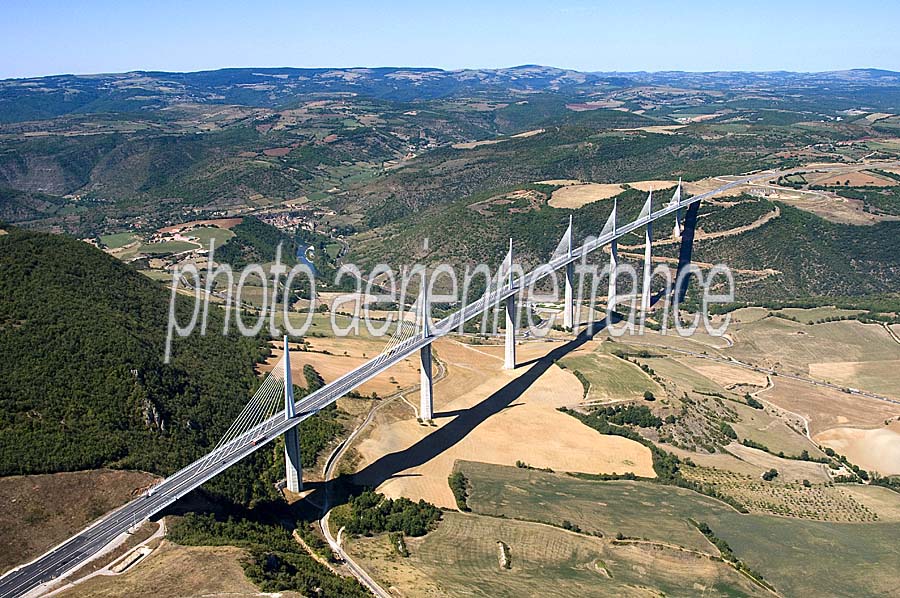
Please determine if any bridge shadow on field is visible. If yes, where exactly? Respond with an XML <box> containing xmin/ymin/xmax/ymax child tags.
<box><xmin>306</xmin><ymin>316</ymin><xmax>616</xmax><ymax>509</ymax></box>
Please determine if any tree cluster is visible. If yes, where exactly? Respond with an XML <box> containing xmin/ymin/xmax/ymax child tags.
<box><xmin>168</xmin><ymin>513</ymin><xmax>368</xmax><ymax>597</ymax></box>
<box><xmin>332</xmin><ymin>490</ymin><xmax>442</xmax><ymax>537</ymax></box>
<box><xmin>448</xmin><ymin>471</ymin><xmax>470</xmax><ymax>511</ymax></box>
<box><xmin>589</xmin><ymin>404</ymin><xmax>663</xmax><ymax>428</ymax></box>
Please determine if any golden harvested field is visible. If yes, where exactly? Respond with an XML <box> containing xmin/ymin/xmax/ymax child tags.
<box><xmin>351</xmin><ymin>339</ymin><xmax>655</xmax><ymax>508</ymax></box>
<box><xmin>615</xmin><ymin>125</ymin><xmax>686</xmax><ymax>134</ymax></box>
<box><xmin>727</xmin><ymin>318</ymin><xmax>900</xmax><ymax>376</ymax></box>
<box><xmin>838</xmin><ymin>485</ymin><xmax>900</xmax><ymax>521</ymax></box>
<box><xmin>0</xmin><ymin>469</ymin><xmax>156</xmax><ymax>575</ymax></box>
<box><xmin>815</xmin><ymin>421</ymin><xmax>900</xmax><ymax>476</ymax></box>
<box><xmin>511</xmin><ymin>128</ymin><xmax>544</xmax><ymax>138</ymax></box>
<box><xmin>809</xmin><ymin>171</ymin><xmax>896</xmax><ymax>187</ymax></box>
<box><xmin>56</xmin><ymin>541</ymin><xmax>302</xmax><ymax>598</ymax></box>
<box><xmin>777</xmin><ymin>191</ymin><xmax>892</xmax><ymax>224</ymax></box>
<box><xmin>808</xmin><ymin>359</ymin><xmax>900</xmax><ymax>399</ymax></box>
<box><xmin>261</xmin><ymin>340</ymin><xmax>419</xmax><ymax>397</ymax></box>
<box><xmin>627</xmin><ymin>179</ymin><xmax>677</xmax><ymax>192</ymax></box>
<box><xmin>547</xmin><ymin>182</ymin><xmax>624</xmax><ymax>208</ymax></box>
<box><xmin>680</xmin><ymin>359</ymin><xmax>769</xmax><ymax>389</ymax></box>
<box><xmin>545</xmin><ymin>175</ymin><xmax>755</xmax><ymax>209</ymax></box>
<box><xmin>534</xmin><ymin>178</ymin><xmax>582</xmax><ymax>186</ymax></box>
<box><xmin>758</xmin><ymin>377</ymin><xmax>900</xmax><ymax>435</ymax></box>
<box><xmin>618</xmin><ymin>328</ymin><xmax>732</xmax><ymax>352</ymax></box>
<box><xmin>451</xmin><ymin>138</ymin><xmax>505</xmax><ymax>149</ymax></box>
<box><xmin>156</xmin><ymin>218</ymin><xmax>242</xmax><ymax>234</ymax></box>
<box><xmin>682</xmin><ymin>177</ymin><xmax>756</xmax><ymax>198</ymax></box>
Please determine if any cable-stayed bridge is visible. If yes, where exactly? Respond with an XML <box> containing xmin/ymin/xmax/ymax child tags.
<box><xmin>0</xmin><ymin>173</ymin><xmax>761</xmax><ymax>598</ymax></box>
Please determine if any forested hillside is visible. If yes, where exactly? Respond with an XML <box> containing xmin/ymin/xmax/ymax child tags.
<box><xmin>688</xmin><ymin>204</ymin><xmax>900</xmax><ymax>298</ymax></box>
<box><xmin>0</xmin><ymin>226</ymin><xmax>266</xmax><ymax>476</ymax></box>
<box><xmin>351</xmin><ymin>183</ymin><xmax>900</xmax><ymax>302</ymax></box>
<box><xmin>216</xmin><ymin>217</ymin><xmax>297</xmax><ymax>268</ymax></box>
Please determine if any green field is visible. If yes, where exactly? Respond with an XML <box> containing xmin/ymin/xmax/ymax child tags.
<box><xmin>640</xmin><ymin>356</ymin><xmax>731</xmax><ymax>396</ymax></box>
<box><xmin>706</xmin><ymin>513</ymin><xmax>900</xmax><ymax>598</ymax></box>
<box><xmin>729</xmin><ymin>401</ymin><xmax>824</xmax><ymax>458</ymax></box>
<box><xmin>560</xmin><ymin>349</ymin><xmax>660</xmax><ymax>402</ymax></box>
<box><xmin>184</xmin><ymin>227</ymin><xmax>235</xmax><ymax>251</ymax></box>
<box><xmin>230</xmin><ymin>283</ymin><xmax>268</xmax><ymax>308</ymax></box>
<box><xmin>139</xmin><ymin>270</ymin><xmax>174</xmax><ymax>282</ymax></box>
<box><xmin>453</xmin><ymin>461</ymin><xmax>900</xmax><ymax>597</ymax></box>
<box><xmin>460</xmin><ymin>461</ymin><xmax>731</xmax><ymax>551</ymax></box>
<box><xmin>99</xmin><ymin>232</ymin><xmax>137</xmax><ymax>249</ymax></box>
<box><xmin>350</xmin><ymin>511</ymin><xmax>766</xmax><ymax>598</ymax></box>
<box><xmin>777</xmin><ymin>306</ymin><xmax>865</xmax><ymax>324</ymax></box>
<box><xmin>275</xmin><ymin>312</ymin><xmax>382</xmax><ymax>339</ymax></box>
<box><xmin>138</xmin><ymin>240</ymin><xmax>199</xmax><ymax>254</ymax></box>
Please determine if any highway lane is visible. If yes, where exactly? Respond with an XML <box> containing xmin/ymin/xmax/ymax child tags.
<box><xmin>1</xmin><ymin>166</ymin><xmax>837</xmax><ymax>597</ymax></box>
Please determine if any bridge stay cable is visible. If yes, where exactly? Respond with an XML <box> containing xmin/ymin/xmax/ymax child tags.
<box><xmin>200</xmin><ymin>363</ymin><xmax>287</xmax><ymax>470</ymax></box>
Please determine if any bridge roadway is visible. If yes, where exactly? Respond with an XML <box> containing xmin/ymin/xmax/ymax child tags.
<box><xmin>0</xmin><ymin>173</ymin><xmax>766</xmax><ymax>598</ymax></box>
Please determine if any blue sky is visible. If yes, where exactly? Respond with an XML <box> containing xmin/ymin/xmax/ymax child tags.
<box><xmin>2</xmin><ymin>0</ymin><xmax>899</xmax><ymax>79</ymax></box>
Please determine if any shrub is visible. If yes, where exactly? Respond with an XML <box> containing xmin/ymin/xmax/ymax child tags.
<box><xmin>745</xmin><ymin>395</ymin><xmax>764</xmax><ymax>409</ymax></box>
<box><xmin>448</xmin><ymin>471</ymin><xmax>470</xmax><ymax>512</ymax></box>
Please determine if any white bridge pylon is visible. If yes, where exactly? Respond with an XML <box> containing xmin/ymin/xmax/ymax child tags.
<box><xmin>549</xmin><ymin>179</ymin><xmax>682</xmax><ymax>329</ymax></box>
<box><xmin>198</xmin><ymin>337</ymin><xmax>303</xmax><ymax>491</ymax></box>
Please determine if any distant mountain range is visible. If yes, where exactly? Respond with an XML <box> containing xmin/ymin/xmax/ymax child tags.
<box><xmin>2</xmin><ymin>65</ymin><xmax>900</xmax><ymax>123</ymax></box>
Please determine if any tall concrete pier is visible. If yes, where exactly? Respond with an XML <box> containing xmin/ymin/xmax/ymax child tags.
<box><xmin>563</xmin><ymin>214</ymin><xmax>575</xmax><ymax>330</ymax></box>
<box><xmin>504</xmin><ymin>239</ymin><xmax>517</xmax><ymax>370</ymax></box>
<box><xmin>504</xmin><ymin>295</ymin><xmax>516</xmax><ymax>369</ymax></box>
<box><xmin>607</xmin><ymin>199</ymin><xmax>618</xmax><ymax>313</ymax></box>
<box><xmin>282</xmin><ymin>336</ymin><xmax>302</xmax><ymax>492</ymax></box>
<box><xmin>672</xmin><ymin>178</ymin><xmax>683</xmax><ymax>240</ymax></box>
<box><xmin>641</xmin><ymin>191</ymin><xmax>653</xmax><ymax>313</ymax></box>
<box><xmin>419</xmin><ymin>345</ymin><xmax>433</xmax><ymax>420</ymax></box>
<box><xmin>675</xmin><ymin>199</ymin><xmax>701</xmax><ymax>303</ymax></box>
<box><xmin>419</xmin><ymin>286</ymin><xmax>434</xmax><ymax>420</ymax></box>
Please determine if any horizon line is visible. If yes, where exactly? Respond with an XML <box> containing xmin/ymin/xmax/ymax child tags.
<box><xmin>3</xmin><ymin>64</ymin><xmax>899</xmax><ymax>82</ymax></box>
